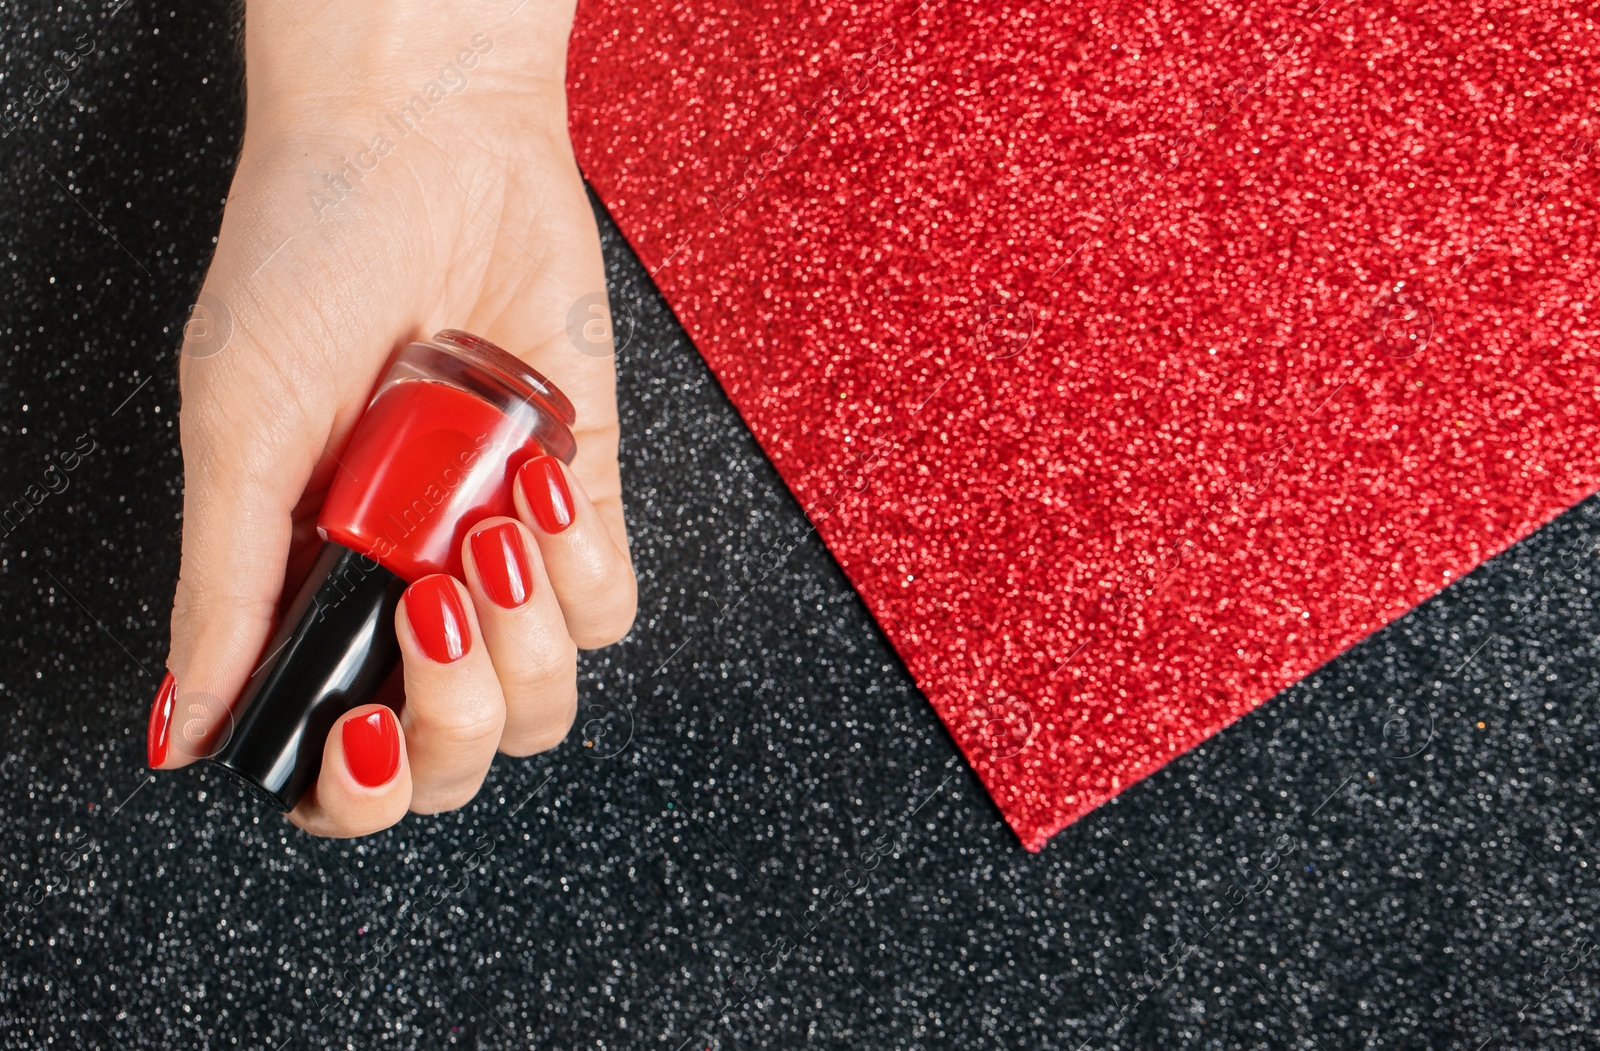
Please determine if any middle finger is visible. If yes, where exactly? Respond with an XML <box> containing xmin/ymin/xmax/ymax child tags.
<box><xmin>396</xmin><ymin>574</ymin><xmax>506</xmax><ymax>813</ymax></box>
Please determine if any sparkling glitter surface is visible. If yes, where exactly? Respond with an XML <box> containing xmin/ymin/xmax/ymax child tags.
<box><xmin>10</xmin><ymin>1</ymin><xmax>1600</xmax><ymax>1033</ymax></box>
<box><xmin>569</xmin><ymin>1</ymin><xmax>1600</xmax><ymax>848</ymax></box>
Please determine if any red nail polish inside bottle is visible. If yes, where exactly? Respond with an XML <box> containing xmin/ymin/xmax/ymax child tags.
<box><xmin>209</xmin><ymin>330</ymin><xmax>576</xmax><ymax>811</ymax></box>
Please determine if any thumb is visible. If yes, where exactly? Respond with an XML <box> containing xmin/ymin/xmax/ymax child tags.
<box><xmin>151</xmin><ymin>311</ymin><xmax>329</xmax><ymax>770</ymax></box>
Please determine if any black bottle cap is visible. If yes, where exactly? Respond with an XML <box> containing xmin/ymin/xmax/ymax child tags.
<box><xmin>208</xmin><ymin>542</ymin><xmax>407</xmax><ymax>811</ymax></box>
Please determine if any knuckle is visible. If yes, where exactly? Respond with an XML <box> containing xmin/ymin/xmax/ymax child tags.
<box><xmin>179</xmin><ymin>393</ymin><xmax>288</xmax><ymax>492</ymax></box>
<box><xmin>410</xmin><ymin>779</ymin><xmax>486</xmax><ymax>815</ymax></box>
<box><xmin>572</xmin><ymin>595</ymin><xmax>637</xmax><ymax>650</ymax></box>
<box><xmin>287</xmin><ymin>809</ymin><xmax>395</xmax><ymax>840</ymax></box>
<box><xmin>170</xmin><ymin>567</ymin><xmax>277</xmax><ymax>621</ymax></box>
<box><xmin>498</xmin><ymin>637</ymin><xmax>579</xmax><ymax>705</ymax></box>
<box><xmin>414</xmin><ymin>694</ymin><xmax>505</xmax><ymax>751</ymax></box>
<box><xmin>167</xmin><ymin>574</ymin><xmax>279</xmax><ymax>672</ymax></box>
<box><xmin>566</xmin><ymin>569</ymin><xmax>638</xmax><ymax>650</ymax></box>
<box><xmin>177</xmin><ymin>392</ymin><xmax>235</xmax><ymax>477</ymax></box>
<box><xmin>500</xmin><ymin>696</ymin><xmax>578</xmax><ymax>757</ymax></box>
<box><xmin>326</xmin><ymin>816</ymin><xmax>393</xmax><ymax>840</ymax></box>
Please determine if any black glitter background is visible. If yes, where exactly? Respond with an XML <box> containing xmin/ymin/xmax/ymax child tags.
<box><xmin>2</xmin><ymin>3</ymin><xmax>1598</xmax><ymax>1048</ymax></box>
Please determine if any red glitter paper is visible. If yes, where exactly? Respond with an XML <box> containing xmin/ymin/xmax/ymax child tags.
<box><xmin>567</xmin><ymin>0</ymin><xmax>1600</xmax><ymax>849</ymax></box>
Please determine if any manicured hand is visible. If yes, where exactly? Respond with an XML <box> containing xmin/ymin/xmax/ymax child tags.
<box><xmin>147</xmin><ymin>0</ymin><xmax>637</xmax><ymax>836</ymax></box>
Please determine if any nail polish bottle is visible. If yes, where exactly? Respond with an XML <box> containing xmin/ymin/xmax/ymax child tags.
<box><xmin>208</xmin><ymin>330</ymin><xmax>576</xmax><ymax>810</ymax></box>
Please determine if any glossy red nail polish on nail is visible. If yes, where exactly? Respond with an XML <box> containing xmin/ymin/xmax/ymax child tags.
<box><xmin>519</xmin><ymin>455</ymin><xmax>575</xmax><ymax>534</ymax></box>
<box><xmin>209</xmin><ymin>330</ymin><xmax>576</xmax><ymax>812</ymax></box>
<box><xmin>342</xmin><ymin>708</ymin><xmax>401</xmax><ymax>788</ymax></box>
<box><xmin>471</xmin><ymin>521</ymin><xmax>533</xmax><ymax>609</ymax></box>
<box><xmin>404</xmin><ymin>574</ymin><xmax>472</xmax><ymax>663</ymax></box>
<box><xmin>147</xmin><ymin>671</ymin><xmax>176</xmax><ymax>767</ymax></box>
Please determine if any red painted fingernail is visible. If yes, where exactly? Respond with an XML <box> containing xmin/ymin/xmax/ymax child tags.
<box><xmin>518</xmin><ymin>455</ymin><xmax>575</xmax><ymax>534</ymax></box>
<box><xmin>403</xmin><ymin>574</ymin><xmax>471</xmax><ymax>663</ymax></box>
<box><xmin>147</xmin><ymin>671</ymin><xmax>176</xmax><ymax>767</ymax></box>
<box><xmin>471</xmin><ymin>521</ymin><xmax>534</xmax><ymax>609</ymax></box>
<box><xmin>342</xmin><ymin>707</ymin><xmax>401</xmax><ymax>788</ymax></box>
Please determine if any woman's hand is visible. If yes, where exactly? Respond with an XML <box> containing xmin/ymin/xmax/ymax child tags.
<box><xmin>148</xmin><ymin>0</ymin><xmax>637</xmax><ymax>836</ymax></box>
